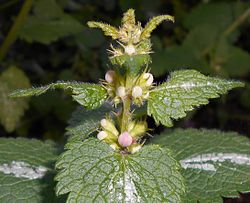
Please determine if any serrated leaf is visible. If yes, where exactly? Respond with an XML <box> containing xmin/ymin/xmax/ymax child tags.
<box><xmin>0</xmin><ymin>137</ymin><xmax>63</xmax><ymax>203</ymax></box>
<box><xmin>140</xmin><ymin>15</ymin><xmax>174</xmax><ymax>40</ymax></box>
<box><xmin>10</xmin><ymin>81</ymin><xmax>107</xmax><ymax>109</ymax></box>
<box><xmin>66</xmin><ymin>103</ymin><xmax>113</xmax><ymax>141</ymax></box>
<box><xmin>151</xmin><ymin>128</ymin><xmax>250</xmax><ymax>202</ymax></box>
<box><xmin>148</xmin><ymin>70</ymin><xmax>244</xmax><ymax>127</ymax></box>
<box><xmin>0</xmin><ymin>67</ymin><xmax>30</xmax><ymax>132</ymax></box>
<box><xmin>87</xmin><ymin>21</ymin><xmax>119</xmax><ymax>39</ymax></box>
<box><xmin>55</xmin><ymin>138</ymin><xmax>185</xmax><ymax>202</ymax></box>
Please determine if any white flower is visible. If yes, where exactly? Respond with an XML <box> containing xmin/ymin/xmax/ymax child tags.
<box><xmin>124</xmin><ymin>44</ymin><xmax>136</xmax><ymax>55</ymax></box>
<box><xmin>132</xmin><ymin>86</ymin><xmax>143</xmax><ymax>98</ymax></box>
<box><xmin>116</xmin><ymin>86</ymin><xmax>126</xmax><ymax>97</ymax></box>
<box><xmin>105</xmin><ymin>70</ymin><xmax>115</xmax><ymax>83</ymax></box>
<box><xmin>143</xmin><ymin>73</ymin><xmax>154</xmax><ymax>86</ymax></box>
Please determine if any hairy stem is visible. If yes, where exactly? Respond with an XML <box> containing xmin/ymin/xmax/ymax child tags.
<box><xmin>0</xmin><ymin>0</ymin><xmax>33</xmax><ymax>61</ymax></box>
<box><xmin>120</xmin><ymin>74</ymin><xmax>133</xmax><ymax>132</ymax></box>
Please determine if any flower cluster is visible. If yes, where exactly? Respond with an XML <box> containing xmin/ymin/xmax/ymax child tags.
<box><xmin>97</xmin><ymin>118</ymin><xmax>148</xmax><ymax>153</ymax></box>
<box><xmin>103</xmin><ymin>70</ymin><xmax>154</xmax><ymax>106</ymax></box>
<box><xmin>88</xmin><ymin>9</ymin><xmax>174</xmax><ymax>59</ymax></box>
<box><xmin>87</xmin><ymin>9</ymin><xmax>174</xmax><ymax>153</ymax></box>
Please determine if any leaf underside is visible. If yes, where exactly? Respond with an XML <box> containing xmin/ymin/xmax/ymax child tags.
<box><xmin>66</xmin><ymin>103</ymin><xmax>113</xmax><ymax>141</ymax></box>
<box><xmin>148</xmin><ymin>69</ymin><xmax>244</xmax><ymax>127</ymax></box>
<box><xmin>151</xmin><ymin>128</ymin><xmax>250</xmax><ymax>203</ymax></box>
<box><xmin>0</xmin><ymin>138</ymin><xmax>62</xmax><ymax>203</ymax></box>
<box><xmin>10</xmin><ymin>81</ymin><xmax>108</xmax><ymax>109</ymax></box>
<box><xmin>55</xmin><ymin>138</ymin><xmax>185</xmax><ymax>202</ymax></box>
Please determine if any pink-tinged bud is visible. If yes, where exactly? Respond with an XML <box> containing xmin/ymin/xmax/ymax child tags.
<box><xmin>105</xmin><ymin>70</ymin><xmax>115</xmax><ymax>83</ymax></box>
<box><xmin>143</xmin><ymin>73</ymin><xmax>154</xmax><ymax>86</ymax></box>
<box><xmin>118</xmin><ymin>132</ymin><xmax>133</xmax><ymax>147</ymax></box>
<box><xmin>97</xmin><ymin>131</ymin><xmax>108</xmax><ymax>140</ymax></box>
<box><xmin>132</xmin><ymin>86</ymin><xmax>143</xmax><ymax>98</ymax></box>
<box><xmin>116</xmin><ymin>86</ymin><xmax>126</xmax><ymax>97</ymax></box>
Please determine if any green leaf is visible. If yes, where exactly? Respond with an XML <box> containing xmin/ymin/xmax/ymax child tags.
<box><xmin>18</xmin><ymin>0</ymin><xmax>82</xmax><ymax>44</ymax></box>
<box><xmin>148</xmin><ymin>70</ymin><xmax>244</xmax><ymax>127</ymax></box>
<box><xmin>184</xmin><ymin>2</ymin><xmax>246</xmax><ymax>32</ymax></box>
<box><xmin>33</xmin><ymin>0</ymin><xmax>64</xmax><ymax>20</ymax></box>
<box><xmin>19</xmin><ymin>15</ymin><xmax>82</xmax><ymax>44</ymax></box>
<box><xmin>0</xmin><ymin>67</ymin><xmax>30</xmax><ymax>132</ymax></box>
<box><xmin>0</xmin><ymin>137</ymin><xmax>63</xmax><ymax>203</ymax></box>
<box><xmin>10</xmin><ymin>81</ymin><xmax>108</xmax><ymax>109</ymax></box>
<box><xmin>66</xmin><ymin>103</ymin><xmax>113</xmax><ymax>141</ymax></box>
<box><xmin>140</xmin><ymin>15</ymin><xmax>174</xmax><ymax>40</ymax></box>
<box><xmin>183</xmin><ymin>24</ymin><xmax>218</xmax><ymax>59</ymax></box>
<box><xmin>151</xmin><ymin>128</ymin><xmax>250</xmax><ymax>202</ymax></box>
<box><xmin>151</xmin><ymin>45</ymin><xmax>209</xmax><ymax>77</ymax></box>
<box><xmin>222</xmin><ymin>46</ymin><xmax>250</xmax><ymax>77</ymax></box>
<box><xmin>55</xmin><ymin>138</ymin><xmax>185</xmax><ymax>202</ymax></box>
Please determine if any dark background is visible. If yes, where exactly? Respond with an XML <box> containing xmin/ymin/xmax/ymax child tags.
<box><xmin>0</xmin><ymin>0</ymin><xmax>249</xmax><ymax>141</ymax></box>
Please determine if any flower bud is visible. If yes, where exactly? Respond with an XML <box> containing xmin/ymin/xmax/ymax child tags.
<box><xmin>132</xmin><ymin>86</ymin><xmax>143</xmax><ymax>98</ymax></box>
<box><xmin>116</xmin><ymin>86</ymin><xmax>126</xmax><ymax>98</ymax></box>
<box><xmin>105</xmin><ymin>70</ymin><xmax>115</xmax><ymax>83</ymax></box>
<box><xmin>101</xmin><ymin>118</ymin><xmax>119</xmax><ymax>136</ymax></box>
<box><xmin>118</xmin><ymin>131</ymin><xmax>133</xmax><ymax>147</ymax></box>
<box><xmin>127</xmin><ymin>121</ymin><xmax>136</xmax><ymax>132</ymax></box>
<box><xmin>125</xmin><ymin>44</ymin><xmax>136</xmax><ymax>55</ymax></box>
<box><xmin>110</xmin><ymin>143</ymin><xmax>119</xmax><ymax>150</ymax></box>
<box><xmin>143</xmin><ymin>73</ymin><xmax>154</xmax><ymax>86</ymax></box>
<box><xmin>97</xmin><ymin>131</ymin><xmax>108</xmax><ymax>140</ymax></box>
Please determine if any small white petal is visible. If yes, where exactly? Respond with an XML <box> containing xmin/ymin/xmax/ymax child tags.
<box><xmin>125</xmin><ymin>44</ymin><xmax>136</xmax><ymax>55</ymax></box>
<box><xmin>116</xmin><ymin>86</ymin><xmax>126</xmax><ymax>97</ymax></box>
<box><xmin>97</xmin><ymin>131</ymin><xmax>108</xmax><ymax>140</ymax></box>
<box><xmin>143</xmin><ymin>73</ymin><xmax>150</xmax><ymax>79</ymax></box>
<box><xmin>105</xmin><ymin>70</ymin><xmax>115</xmax><ymax>83</ymax></box>
<box><xmin>132</xmin><ymin>86</ymin><xmax>143</xmax><ymax>98</ymax></box>
<box><xmin>146</xmin><ymin>74</ymin><xmax>153</xmax><ymax>86</ymax></box>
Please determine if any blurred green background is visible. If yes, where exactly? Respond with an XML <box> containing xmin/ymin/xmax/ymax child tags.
<box><xmin>0</xmin><ymin>0</ymin><xmax>249</xmax><ymax>142</ymax></box>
